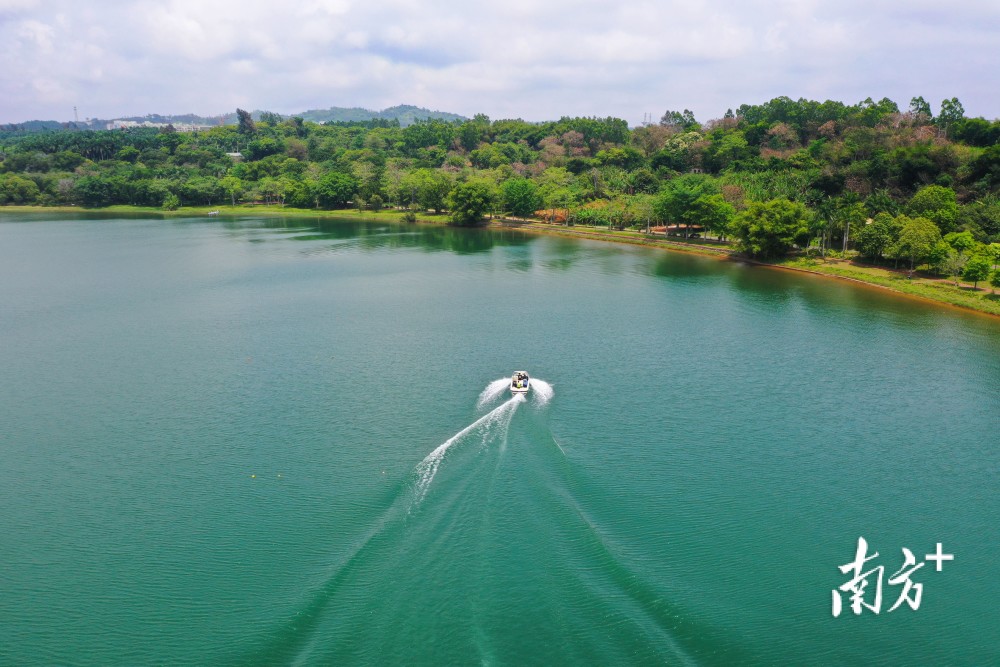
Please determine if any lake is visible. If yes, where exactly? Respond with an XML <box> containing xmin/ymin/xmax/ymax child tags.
<box><xmin>1</xmin><ymin>212</ymin><xmax>998</xmax><ymax>665</ymax></box>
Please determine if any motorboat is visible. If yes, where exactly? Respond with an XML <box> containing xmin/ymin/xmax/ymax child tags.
<box><xmin>510</xmin><ymin>371</ymin><xmax>530</xmax><ymax>394</ymax></box>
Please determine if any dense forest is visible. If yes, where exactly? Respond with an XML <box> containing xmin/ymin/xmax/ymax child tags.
<box><xmin>2</xmin><ymin>97</ymin><xmax>1000</xmax><ymax>278</ymax></box>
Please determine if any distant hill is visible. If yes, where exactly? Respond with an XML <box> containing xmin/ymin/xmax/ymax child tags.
<box><xmin>292</xmin><ymin>105</ymin><xmax>466</xmax><ymax>126</ymax></box>
<box><xmin>3</xmin><ymin>105</ymin><xmax>466</xmax><ymax>133</ymax></box>
<box><xmin>1</xmin><ymin>120</ymin><xmax>74</xmax><ymax>132</ymax></box>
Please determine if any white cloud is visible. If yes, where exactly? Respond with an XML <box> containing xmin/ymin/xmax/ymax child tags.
<box><xmin>0</xmin><ymin>0</ymin><xmax>37</xmax><ymax>12</ymax></box>
<box><xmin>16</xmin><ymin>19</ymin><xmax>55</xmax><ymax>52</ymax></box>
<box><xmin>1</xmin><ymin>0</ymin><xmax>998</xmax><ymax>124</ymax></box>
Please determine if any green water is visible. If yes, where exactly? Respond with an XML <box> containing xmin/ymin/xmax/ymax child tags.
<box><xmin>1</xmin><ymin>213</ymin><xmax>997</xmax><ymax>665</ymax></box>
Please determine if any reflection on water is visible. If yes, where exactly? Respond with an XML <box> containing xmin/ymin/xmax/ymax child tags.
<box><xmin>221</xmin><ymin>215</ymin><xmax>533</xmax><ymax>255</ymax></box>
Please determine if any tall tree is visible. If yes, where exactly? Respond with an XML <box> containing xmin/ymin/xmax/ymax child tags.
<box><xmin>854</xmin><ymin>212</ymin><xmax>901</xmax><ymax>261</ymax></box>
<box><xmin>259</xmin><ymin>111</ymin><xmax>283</xmax><ymax>126</ymax></box>
<box><xmin>236</xmin><ymin>108</ymin><xmax>257</xmax><ymax>135</ymax></box>
<box><xmin>458</xmin><ymin>114</ymin><xmax>490</xmax><ymax>152</ymax></box>
<box><xmin>501</xmin><ymin>178</ymin><xmax>543</xmax><ymax>217</ymax></box>
<box><xmin>962</xmin><ymin>254</ymin><xmax>992</xmax><ymax>289</ymax></box>
<box><xmin>660</xmin><ymin>109</ymin><xmax>699</xmax><ymax>131</ymax></box>
<box><xmin>654</xmin><ymin>174</ymin><xmax>717</xmax><ymax>236</ymax></box>
<box><xmin>447</xmin><ymin>180</ymin><xmax>495</xmax><ymax>225</ymax></box>
<box><xmin>907</xmin><ymin>185</ymin><xmax>958</xmax><ymax>233</ymax></box>
<box><xmin>990</xmin><ymin>268</ymin><xmax>1000</xmax><ymax>294</ymax></box>
<box><xmin>687</xmin><ymin>193</ymin><xmax>735</xmax><ymax>240</ymax></box>
<box><xmin>219</xmin><ymin>176</ymin><xmax>243</xmax><ymax>207</ymax></box>
<box><xmin>909</xmin><ymin>96</ymin><xmax>933</xmax><ymax>121</ymax></box>
<box><xmin>315</xmin><ymin>172</ymin><xmax>358</xmax><ymax>209</ymax></box>
<box><xmin>891</xmin><ymin>215</ymin><xmax>943</xmax><ymax>271</ymax></box>
<box><xmin>837</xmin><ymin>202</ymin><xmax>867</xmax><ymax>253</ymax></box>
<box><xmin>937</xmin><ymin>98</ymin><xmax>965</xmax><ymax>137</ymax></box>
<box><xmin>729</xmin><ymin>198</ymin><xmax>810</xmax><ymax>258</ymax></box>
<box><xmin>402</xmin><ymin>169</ymin><xmax>454</xmax><ymax>213</ymax></box>
<box><xmin>944</xmin><ymin>230</ymin><xmax>977</xmax><ymax>255</ymax></box>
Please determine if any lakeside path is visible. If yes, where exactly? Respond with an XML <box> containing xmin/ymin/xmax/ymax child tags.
<box><xmin>492</xmin><ymin>217</ymin><xmax>1000</xmax><ymax>320</ymax></box>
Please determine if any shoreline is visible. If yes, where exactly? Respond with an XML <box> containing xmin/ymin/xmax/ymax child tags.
<box><xmin>491</xmin><ymin>218</ymin><xmax>1000</xmax><ymax>320</ymax></box>
<box><xmin>3</xmin><ymin>204</ymin><xmax>999</xmax><ymax>319</ymax></box>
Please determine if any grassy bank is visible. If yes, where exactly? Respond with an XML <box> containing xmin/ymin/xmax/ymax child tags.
<box><xmin>775</xmin><ymin>256</ymin><xmax>1000</xmax><ymax>317</ymax></box>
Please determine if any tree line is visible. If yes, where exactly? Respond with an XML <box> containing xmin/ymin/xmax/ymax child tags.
<box><xmin>2</xmin><ymin>96</ymin><xmax>1000</xmax><ymax>281</ymax></box>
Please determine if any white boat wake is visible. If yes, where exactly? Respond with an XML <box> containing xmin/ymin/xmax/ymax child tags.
<box><xmin>477</xmin><ymin>376</ymin><xmax>554</xmax><ymax>409</ymax></box>
<box><xmin>529</xmin><ymin>378</ymin><xmax>554</xmax><ymax>406</ymax></box>
<box><xmin>412</xmin><ymin>377</ymin><xmax>554</xmax><ymax>505</ymax></box>
<box><xmin>476</xmin><ymin>378</ymin><xmax>512</xmax><ymax>410</ymax></box>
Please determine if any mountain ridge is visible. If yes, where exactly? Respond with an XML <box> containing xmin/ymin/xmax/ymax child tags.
<box><xmin>2</xmin><ymin>104</ymin><xmax>467</xmax><ymax>131</ymax></box>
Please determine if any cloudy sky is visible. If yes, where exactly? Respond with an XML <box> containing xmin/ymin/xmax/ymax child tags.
<box><xmin>2</xmin><ymin>0</ymin><xmax>998</xmax><ymax>125</ymax></box>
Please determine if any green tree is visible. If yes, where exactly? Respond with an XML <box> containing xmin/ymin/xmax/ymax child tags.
<box><xmin>927</xmin><ymin>240</ymin><xmax>952</xmax><ymax>269</ymax></box>
<box><xmin>469</xmin><ymin>145</ymin><xmax>507</xmax><ymax>169</ymax></box>
<box><xmin>654</xmin><ymin>174</ymin><xmax>718</xmax><ymax>237</ymax></box>
<box><xmin>707</xmin><ymin>132</ymin><xmax>751</xmax><ymax>172</ymax></box>
<box><xmin>951</xmin><ymin>117</ymin><xmax>1000</xmax><ymax>147</ymax></box>
<box><xmin>957</xmin><ymin>199</ymin><xmax>1000</xmax><ymax>241</ymax></box>
<box><xmin>74</xmin><ymin>176</ymin><xmax>118</xmax><ymax>208</ymax></box>
<box><xmin>937</xmin><ymin>97</ymin><xmax>965</xmax><ymax>136</ymax></box>
<box><xmin>990</xmin><ymin>268</ymin><xmax>1000</xmax><ymax>294</ymax></box>
<box><xmin>687</xmin><ymin>193</ymin><xmax>735</xmax><ymax>240</ymax></box>
<box><xmin>837</xmin><ymin>202</ymin><xmax>867</xmax><ymax>253</ymax></box>
<box><xmin>403</xmin><ymin>168</ymin><xmax>453</xmax><ymax>213</ymax></box>
<box><xmin>0</xmin><ymin>174</ymin><xmax>41</xmax><ymax>204</ymax></box>
<box><xmin>909</xmin><ymin>96</ymin><xmax>933</xmax><ymax>121</ymax></box>
<box><xmin>729</xmin><ymin>198</ymin><xmax>810</xmax><ymax>258</ymax></box>
<box><xmin>967</xmin><ymin>145</ymin><xmax>1000</xmax><ymax>189</ymax></box>
<box><xmin>255</xmin><ymin>177</ymin><xmax>288</xmax><ymax>206</ymax></box>
<box><xmin>651</xmin><ymin>131</ymin><xmax>704</xmax><ymax>172</ymax></box>
<box><xmin>938</xmin><ymin>247</ymin><xmax>968</xmax><ymax>285</ymax></box>
<box><xmin>351</xmin><ymin>160</ymin><xmax>384</xmax><ymax>200</ymax></box>
<box><xmin>943</xmin><ymin>230</ymin><xmax>977</xmax><ymax>255</ymax></box>
<box><xmin>162</xmin><ymin>192</ymin><xmax>180</xmax><ymax>210</ymax></box>
<box><xmin>116</xmin><ymin>146</ymin><xmax>140</xmax><ymax>163</ymax></box>
<box><xmin>244</xmin><ymin>137</ymin><xmax>283</xmax><ymax>161</ymax></box>
<box><xmin>501</xmin><ymin>178</ymin><xmax>543</xmax><ymax>217</ymax></box>
<box><xmin>626</xmin><ymin>168</ymin><xmax>659</xmax><ymax>195</ymax></box>
<box><xmin>594</xmin><ymin>146</ymin><xmax>646</xmax><ymax>170</ymax></box>
<box><xmin>962</xmin><ymin>254</ymin><xmax>992</xmax><ymax>289</ymax></box>
<box><xmin>854</xmin><ymin>212</ymin><xmax>901</xmax><ymax>261</ymax></box>
<box><xmin>890</xmin><ymin>215</ymin><xmax>943</xmax><ymax>270</ymax></box>
<box><xmin>219</xmin><ymin>175</ymin><xmax>243</xmax><ymax>207</ymax></box>
<box><xmin>447</xmin><ymin>180</ymin><xmax>495</xmax><ymax>225</ymax></box>
<box><xmin>907</xmin><ymin>185</ymin><xmax>958</xmax><ymax>233</ymax></box>
<box><xmin>939</xmin><ymin>230</ymin><xmax>981</xmax><ymax>285</ymax></box>
<box><xmin>126</xmin><ymin>178</ymin><xmax>169</xmax><ymax>207</ymax></box>
<box><xmin>458</xmin><ymin>114</ymin><xmax>490</xmax><ymax>152</ymax></box>
<box><xmin>315</xmin><ymin>172</ymin><xmax>358</xmax><ymax>209</ymax></box>
<box><xmin>51</xmin><ymin>150</ymin><xmax>86</xmax><ymax>171</ymax></box>
<box><xmin>812</xmin><ymin>198</ymin><xmax>838</xmax><ymax>257</ymax></box>
<box><xmin>660</xmin><ymin>109</ymin><xmax>699</xmax><ymax>131</ymax></box>
<box><xmin>628</xmin><ymin>194</ymin><xmax>657</xmax><ymax>232</ymax></box>
<box><xmin>259</xmin><ymin>111</ymin><xmax>283</xmax><ymax>126</ymax></box>
<box><xmin>236</xmin><ymin>108</ymin><xmax>257</xmax><ymax>135</ymax></box>
<box><xmin>986</xmin><ymin>243</ymin><xmax>1000</xmax><ymax>263</ymax></box>
<box><xmin>180</xmin><ymin>176</ymin><xmax>223</xmax><ymax>206</ymax></box>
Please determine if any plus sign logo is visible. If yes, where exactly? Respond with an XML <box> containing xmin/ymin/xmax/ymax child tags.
<box><xmin>833</xmin><ymin>538</ymin><xmax>954</xmax><ymax>617</ymax></box>
<box><xmin>924</xmin><ymin>542</ymin><xmax>954</xmax><ymax>572</ymax></box>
